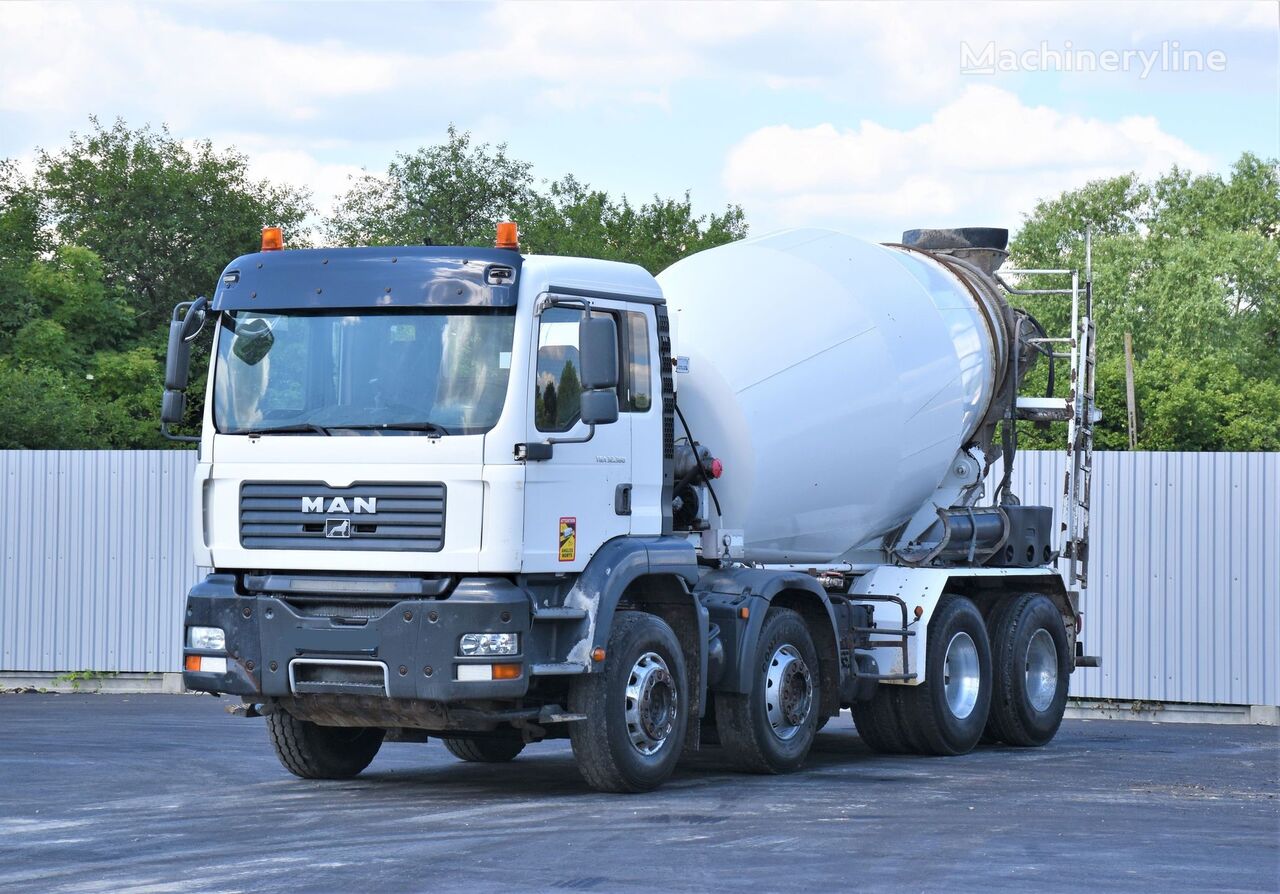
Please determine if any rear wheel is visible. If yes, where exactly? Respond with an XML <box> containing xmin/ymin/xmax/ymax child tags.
<box><xmin>715</xmin><ymin>607</ymin><xmax>820</xmax><ymax>773</ymax></box>
<box><xmin>443</xmin><ymin>734</ymin><xmax>525</xmax><ymax>763</ymax></box>
<box><xmin>899</xmin><ymin>595</ymin><xmax>992</xmax><ymax>755</ymax></box>
<box><xmin>985</xmin><ymin>594</ymin><xmax>1070</xmax><ymax>746</ymax></box>
<box><xmin>266</xmin><ymin>711</ymin><xmax>384</xmax><ymax>779</ymax></box>
<box><xmin>568</xmin><ymin>611</ymin><xmax>688</xmax><ymax>793</ymax></box>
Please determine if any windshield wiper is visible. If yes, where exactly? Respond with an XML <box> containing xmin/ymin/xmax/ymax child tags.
<box><xmin>236</xmin><ymin>423</ymin><xmax>332</xmax><ymax>436</ymax></box>
<box><xmin>328</xmin><ymin>421</ymin><xmax>451</xmax><ymax>436</ymax></box>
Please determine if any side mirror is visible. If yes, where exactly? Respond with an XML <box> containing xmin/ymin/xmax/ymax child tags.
<box><xmin>579</xmin><ymin>315</ymin><xmax>619</xmax><ymax>390</ymax></box>
<box><xmin>181</xmin><ymin>295</ymin><xmax>208</xmax><ymax>341</ymax></box>
<box><xmin>160</xmin><ymin>389</ymin><xmax>186</xmax><ymax>425</ymax></box>
<box><xmin>581</xmin><ymin>388</ymin><xmax>619</xmax><ymax>426</ymax></box>
<box><xmin>160</xmin><ymin>298</ymin><xmax>207</xmax><ymax>443</ymax></box>
<box><xmin>165</xmin><ymin>297</ymin><xmax>208</xmax><ymax>390</ymax></box>
<box><xmin>231</xmin><ymin>317</ymin><xmax>274</xmax><ymax>366</ymax></box>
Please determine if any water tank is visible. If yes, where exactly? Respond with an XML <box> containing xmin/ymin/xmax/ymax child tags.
<box><xmin>657</xmin><ymin>228</ymin><xmax>1010</xmax><ymax>563</ymax></box>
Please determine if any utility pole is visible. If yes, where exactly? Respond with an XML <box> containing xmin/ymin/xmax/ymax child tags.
<box><xmin>1124</xmin><ymin>331</ymin><xmax>1138</xmax><ymax>449</ymax></box>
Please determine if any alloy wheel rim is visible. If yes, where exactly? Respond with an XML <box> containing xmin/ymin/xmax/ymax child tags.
<box><xmin>1025</xmin><ymin>628</ymin><xmax>1058</xmax><ymax>713</ymax></box>
<box><xmin>942</xmin><ymin>631</ymin><xmax>981</xmax><ymax>719</ymax></box>
<box><xmin>624</xmin><ymin>651</ymin><xmax>677</xmax><ymax>756</ymax></box>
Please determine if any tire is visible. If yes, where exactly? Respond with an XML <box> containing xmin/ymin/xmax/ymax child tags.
<box><xmin>443</xmin><ymin>734</ymin><xmax>525</xmax><ymax>763</ymax></box>
<box><xmin>715</xmin><ymin>607</ymin><xmax>821</xmax><ymax>774</ymax></box>
<box><xmin>851</xmin><ymin>684</ymin><xmax>913</xmax><ymax>754</ymax></box>
<box><xmin>568</xmin><ymin>611</ymin><xmax>688</xmax><ymax>793</ymax></box>
<box><xmin>985</xmin><ymin>594</ymin><xmax>1070</xmax><ymax>747</ymax></box>
<box><xmin>266</xmin><ymin>710</ymin><xmax>384</xmax><ymax>779</ymax></box>
<box><xmin>898</xmin><ymin>595</ymin><xmax>992</xmax><ymax>756</ymax></box>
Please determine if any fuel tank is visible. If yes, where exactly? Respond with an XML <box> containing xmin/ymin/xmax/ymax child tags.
<box><xmin>657</xmin><ymin>228</ymin><xmax>1011</xmax><ymax>563</ymax></box>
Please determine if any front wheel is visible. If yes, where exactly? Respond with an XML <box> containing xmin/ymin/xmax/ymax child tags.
<box><xmin>568</xmin><ymin>611</ymin><xmax>688</xmax><ymax>793</ymax></box>
<box><xmin>715</xmin><ymin>607</ymin><xmax>820</xmax><ymax>774</ymax></box>
<box><xmin>266</xmin><ymin>711</ymin><xmax>384</xmax><ymax>779</ymax></box>
<box><xmin>985</xmin><ymin>594</ymin><xmax>1070</xmax><ymax>747</ymax></box>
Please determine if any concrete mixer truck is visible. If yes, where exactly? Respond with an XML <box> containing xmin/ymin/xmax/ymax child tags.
<box><xmin>162</xmin><ymin>221</ymin><xmax>1099</xmax><ymax>792</ymax></box>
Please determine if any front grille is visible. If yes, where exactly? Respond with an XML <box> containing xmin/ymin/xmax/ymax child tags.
<box><xmin>239</xmin><ymin>482</ymin><xmax>446</xmax><ymax>551</ymax></box>
<box><xmin>282</xmin><ymin>601</ymin><xmax>397</xmax><ymax>620</ymax></box>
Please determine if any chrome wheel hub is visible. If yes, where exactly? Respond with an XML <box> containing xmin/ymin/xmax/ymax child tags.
<box><xmin>624</xmin><ymin>651</ymin><xmax>677</xmax><ymax>756</ymax></box>
<box><xmin>765</xmin><ymin>644</ymin><xmax>813</xmax><ymax>741</ymax></box>
<box><xmin>1025</xmin><ymin>628</ymin><xmax>1058</xmax><ymax>713</ymax></box>
<box><xmin>942</xmin><ymin>631</ymin><xmax>981</xmax><ymax>720</ymax></box>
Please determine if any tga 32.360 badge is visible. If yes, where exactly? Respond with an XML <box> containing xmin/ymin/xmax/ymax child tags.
<box><xmin>558</xmin><ymin>517</ymin><xmax>576</xmax><ymax>562</ymax></box>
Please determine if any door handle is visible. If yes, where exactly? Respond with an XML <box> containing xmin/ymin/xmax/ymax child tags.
<box><xmin>615</xmin><ymin>483</ymin><xmax>632</xmax><ymax>516</ymax></box>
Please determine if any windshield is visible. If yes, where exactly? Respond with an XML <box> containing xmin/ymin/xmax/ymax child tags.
<box><xmin>213</xmin><ymin>309</ymin><xmax>516</xmax><ymax>435</ymax></box>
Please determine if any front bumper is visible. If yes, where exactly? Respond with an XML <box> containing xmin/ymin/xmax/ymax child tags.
<box><xmin>183</xmin><ymin>573</ymin><xmax>540</xmax><ymax>701</ymax></box>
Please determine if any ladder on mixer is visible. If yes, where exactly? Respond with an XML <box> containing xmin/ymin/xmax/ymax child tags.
<box><xmin>999</xmin><ymin>230</ymin><xmax>1098</xmax><ymax>589</ymax></box>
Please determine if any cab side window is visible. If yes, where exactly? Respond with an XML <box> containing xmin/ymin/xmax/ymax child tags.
<box><xmin>535</xmin><ymin>306</ymin><xmax>585</xmax><ymax>432</ymax></box>
<box><xmin>622</xmin><ymin>311</ymin><xmax>652</xmax><ymax>412</ymax></box>
<box><xmin>534</xmin><ymin>305</ymin><xmax>650</xmax><ymax>430</ymax></box>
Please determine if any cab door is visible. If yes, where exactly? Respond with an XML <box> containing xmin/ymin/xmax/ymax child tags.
<box><xmin>522</xmin><ymin>296</ymin><xmax>632</xmax><ymax>572</ymax></box>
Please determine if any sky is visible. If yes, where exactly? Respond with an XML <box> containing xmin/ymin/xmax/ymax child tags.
<box><xmin>1</xmin><ymin>0</ymin><xmax>1276</xmax><ymax>242</ymax></box>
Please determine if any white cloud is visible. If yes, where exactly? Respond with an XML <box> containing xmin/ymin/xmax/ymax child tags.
<box><xmin>723</xmin><ymin>85</ymin><xmax>1212</xmax><ymax>237</ymax></box>
<box><xmin>6</xmin><ymin>1</ymin><xmax>1269</xmax><ymax>125</ymax></box>
<box><xmin>0</xmin><ymin>0</ymin><xmax>1264</xmax><ymax>243</ymax></box>
<box><xmin>0</xmin><ymin>4</ymin><xmax>408</xmax><ymax>123</ymax></box>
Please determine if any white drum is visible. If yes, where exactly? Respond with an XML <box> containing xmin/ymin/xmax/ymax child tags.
<box><xmin>658</xmin><ymin>228</ymin><xmax>1005</xmax><ymax>563</ymax></box>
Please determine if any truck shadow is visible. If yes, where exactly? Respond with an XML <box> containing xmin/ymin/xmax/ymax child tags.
<box><xmin>352</xmin><ymin>727</ymin><xmax>945</xmax><ymax>799</ymax></box>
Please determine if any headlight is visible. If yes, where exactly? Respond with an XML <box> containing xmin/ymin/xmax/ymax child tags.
<box><xmin>187</xmin><ymin>626</ymin><xmax>226</xmax><ymax>651</ymax></box>
<box><xmin>459</xmin><ymin>632</ymin><xmax>519</xmax><ymax>657</ymax></box>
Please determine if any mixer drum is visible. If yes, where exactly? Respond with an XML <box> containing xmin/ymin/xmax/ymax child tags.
<box><xmin>657</xmin><ymin>228</ymin><xmax>1009</xmax><ymax>563</ymax></box>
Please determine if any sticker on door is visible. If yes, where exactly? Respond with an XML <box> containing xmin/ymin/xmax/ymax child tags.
<box><xmin>559</xmin><ymin>517</ymin><xmax>576</xmax><ymax>562</ymax></box>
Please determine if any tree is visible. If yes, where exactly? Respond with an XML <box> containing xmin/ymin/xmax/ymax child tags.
<box><xmin>520</xmin><ymin>175</ymin><xmax>748</xmax><ymax>274</ymax></box>
<box><xmin>0</xmin><ymin>161</ymin><xmax>44</xmax><ymax>345</ymax></box>
<box><xmin>89</xmin><ymin>346</ymin><xmax>168</xmax><ymax>448</ymax></box>
<box><xmin>38</xmin><ymin>118</ymin><xmax>312</xmax><ymax>328</ymax></box>
<box><xmin>26</xmin><ymin>245</ymin><xmax>134</xmax><ymax>353</ymax></box>
<box><xmin>326</xmin><ymin>125</ymin><xmax>537</xmax><ymax>248</ymax></box>
<box><xmin>326</xmin><ymin>127</ymin><xmax>748</xmax><ymax>274</ymax></box>
<box><xmin>0</xmin><ymin>362</ymin><xmax>96</xmax><ymax>449</ymax></box>
<box><xmin>1008</xmin><ymin>152</ymin><xmax>1280</xmax><ymax>451</ymax></box>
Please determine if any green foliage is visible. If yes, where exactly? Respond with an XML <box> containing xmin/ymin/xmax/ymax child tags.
<box><xmin>90</xmin><ymin>346</ymin><xmax>168</xmax><ymax>448</ymax></box>
<box><xmin>0</xmin><ymin>117</ymin><xmax>312</xmax><ymax>449</ymax></box>
<box><xmin>27</xmin><ymin>245</ymin><xmax>135</xmax><ymax>352</ymax></box>
<box><xmin>0</xmin><ymin>116</ymin><xmax>1271</xmax><ymax>454</ymax></box>
<box><xmin>0</xmin><ymin>362</ymin><xmax>96</xmax><ymax>448</ymax></box>
<box><xmin>0</xmin><ymin>161</ymin><xmax>44</xmax><ymax>344</ymax></box>
<box><xmin>327</xmin><ymin>125</ymin><xmax>537</xmax><ymax>248</ymax></box>
<box><xmin>520</xmin><ymin>175</ymin><xmax>748</xmax><ymax>274</ymax></box>
<box><xmin>1011</xmin><ymin>152</ymin><xmax>1280</xmax><ymax>452</ymax></box>
<box><xmin>38</xmin><ymin>117</ymin><xmax>312</xmax><ymax>328</ymax></box>
<box><xmin>10</xmin><ymin>318</ymin><xmax>76</xmax><ymax>371</ymax></box>
<box><xmin>327</xmin><ymin>127</ymin><xmax>748</xmax><ymax>274</ymax></box>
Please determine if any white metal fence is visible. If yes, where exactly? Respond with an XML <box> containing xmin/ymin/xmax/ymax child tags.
<box><xmin>1</xmin><ymin>450</ymin><xmax>1276</xmax><ymax>706</ymax></box>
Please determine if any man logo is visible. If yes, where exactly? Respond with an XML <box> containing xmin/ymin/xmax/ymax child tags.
<box><xmin>325</xmin><ymin>518</ymin><xmax>352</xmax><ymax>539</ymax></box>
<box><xmin>302</xmin><ymin>496</ymin><xmax>377</xmax><ymax>514</ymax></box>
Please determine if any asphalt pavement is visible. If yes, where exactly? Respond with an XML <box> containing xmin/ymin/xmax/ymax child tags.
<box><xmin>0</xmin><ymin>694</ymin><xmax>1276</xmax><ymax>893</ymax></box>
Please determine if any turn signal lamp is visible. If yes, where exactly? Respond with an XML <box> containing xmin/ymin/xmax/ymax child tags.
<box><xmin>261</xmin><ymin>226</ymin><xmax>284</xmax><ymax>251</ymax></box>
<box><xmin>495</xmin><ymin>220</ymin><xmax>519</xmax><ymax>250</ymax></box>
<box><xmin>184</xmin><ymin>655</ymin><xmax>227</xmax><ymax>674</ymax></box>
<box><xmin>456</xmin><ymin>663</ymin><xmax>523</xmax><ymax>681</ymax></box>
